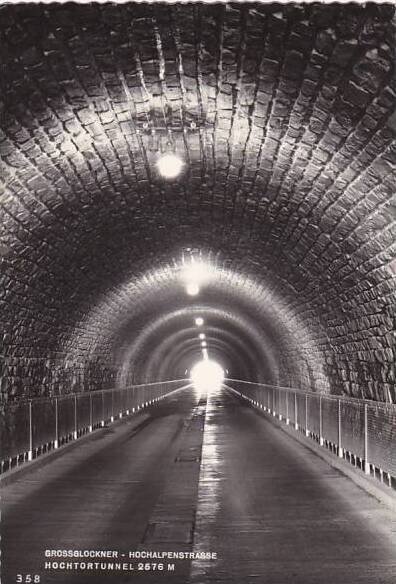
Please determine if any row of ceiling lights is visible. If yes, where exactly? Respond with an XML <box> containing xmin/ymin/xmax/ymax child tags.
<box><xmin>183</xmin><ymin>263</ymin><xmax>211</xmax><ymax>357</ymax></box>
<box><xmin>191</xmin><ymin>318</ymin><xmax>226</xmax><ymax>389</ymax></box>
<box><xmin>195</xmin><ymin>318</ymin><xmax>208</xmax><ymax>359</ymax></box>
<box><xmin>178</xmin><ymin>260</ymin><xmax>226</xmax><ymax>389</ymax></box>
<box><xmin>190</xmin><ymin>316</ymin><xmax>224</xmax><ymax>391</ymax></box>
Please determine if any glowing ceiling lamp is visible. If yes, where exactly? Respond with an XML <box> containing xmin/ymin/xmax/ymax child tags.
<box><xmin>190</xmin><ymin>360</ymin><xmax>224</xmax><ymax>392</ymax></box>
<box><xmin>182</xmin><ymin>260</ymin><xmax>213</xmax><ymax>297</ymax></box>
<box><xmin>182</xmin><ymin>261</ymin><xmax>212</xmax><ymax>285</ymax></box>
<box><xmin>199</xmin><ymin>333</ymin><xmax>205</xmax><ymax>340</ymax></box>
<box><xmin>201</xmin><ymin>341</ymin><xmax>207</xmax><ymax>347</ymax></box>
<box><xmin>195</xmin><ymin>317</ymin><xmax>204</xmax><ymax>326</ymax></box>
<box><xmin>157</xmin><ymin>153</ymin><xmax>184</xmax><ymax>178</ymax></box>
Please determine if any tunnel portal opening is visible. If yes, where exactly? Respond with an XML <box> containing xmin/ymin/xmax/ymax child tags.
<box><xmin>190</xmin><ymin>360</ymin><xmax>225</xmax><ymax>393</ymax></box>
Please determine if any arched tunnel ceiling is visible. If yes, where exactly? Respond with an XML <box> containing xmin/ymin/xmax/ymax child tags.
<box><xmin>0</xmin><ymin>2</ymin><xmax>395</xmax><ymax>402</ymax></box>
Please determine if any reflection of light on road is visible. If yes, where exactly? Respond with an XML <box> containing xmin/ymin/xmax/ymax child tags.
<box><xmin>190</xmin><ymin>383</ymin><xmax>222</xmax><ymax>575</ymax></box>
<box><xmin>190</xmin><ymin>360</ymin><xmax>224</xmax><ymax>393</ymax></box>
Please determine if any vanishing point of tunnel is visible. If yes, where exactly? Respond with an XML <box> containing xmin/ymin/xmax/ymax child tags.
<box><xmin>0</xmin><ymin>2</ymin><xmax>395</xmax><ymax>584</ymax></box>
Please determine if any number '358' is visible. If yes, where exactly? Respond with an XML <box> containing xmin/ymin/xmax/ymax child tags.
<box><xmin>16</xmin><ymin>575</ymin><xmax>40</xmax><ymax>583</ymax></box>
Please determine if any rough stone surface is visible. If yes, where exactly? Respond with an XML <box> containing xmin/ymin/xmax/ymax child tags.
<box><xmin>0</xmin><ymin>3</ymin><xmax>395</xmax><ymax>402</ymax></box>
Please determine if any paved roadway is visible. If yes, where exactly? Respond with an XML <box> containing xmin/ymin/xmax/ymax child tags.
<box><xmin>2</xmin><ymin>386</ymin><xmax>395</xmax><ymax>584</ymax></box>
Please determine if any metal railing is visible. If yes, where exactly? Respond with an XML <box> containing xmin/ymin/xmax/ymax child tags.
<box><xmin>224</xmin><ymin>379</ymin><xmax>396</xmax><ymax>489</ymax></box>
<box><xmin>0</xmin><ymin>379</ymin><xmax>190</xmax><ymax>474</ymax></box>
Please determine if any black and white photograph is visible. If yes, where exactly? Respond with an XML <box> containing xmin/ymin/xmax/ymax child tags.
<box><xmin>0</xmin><ymin>1</ymin><xmax>395</xmax><ymax>583</ymax></box>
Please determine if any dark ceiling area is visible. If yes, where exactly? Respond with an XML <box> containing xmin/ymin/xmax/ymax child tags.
<box><xmin>0</xmin><ymin>2</ymin><xmax>395</xmax><ymax>403</ymax></box>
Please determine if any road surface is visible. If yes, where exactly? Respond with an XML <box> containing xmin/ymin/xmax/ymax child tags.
<box><xmin>2</xmin><ymin>386</ymin><xmax>395</xmax><ymax>584</ymax></box>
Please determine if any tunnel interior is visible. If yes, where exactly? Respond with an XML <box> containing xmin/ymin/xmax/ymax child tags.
<box><xmin>0</xmin><ymin>2</ymin><xmax>395</xmax><ymax>404</ymax></box>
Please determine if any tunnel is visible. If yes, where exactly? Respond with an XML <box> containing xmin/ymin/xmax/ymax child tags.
<box><xmin>0</xmin><ymin>2</ymin><xmax>395</xmax><ymax>584</ymax></box>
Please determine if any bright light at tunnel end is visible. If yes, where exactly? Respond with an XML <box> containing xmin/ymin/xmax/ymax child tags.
<box><xmin>190</xmin><ymin>360</ymin><xmax>224</xmax><ymax>393</ymax></box>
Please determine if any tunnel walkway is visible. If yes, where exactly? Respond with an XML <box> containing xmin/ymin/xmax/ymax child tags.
<box><xmin>2</xmin><ymin>388</ymin><xmax>395</xmax><ymax>584</ymax></box>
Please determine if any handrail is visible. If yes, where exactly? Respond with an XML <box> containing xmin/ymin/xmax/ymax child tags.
<box><xmin>0</xmin><ymin>378</ymin><xmax>191</xmax><ymax>407</ymax></box>
<box><xmin>224</xmin><ymin>378</ymin><xmax>396</xmax><ymax>407</ymax></box>
<box><xmin>0</xmin><ymin>379</ymin><xmax>191</xmax><ymax>474</ymax></box>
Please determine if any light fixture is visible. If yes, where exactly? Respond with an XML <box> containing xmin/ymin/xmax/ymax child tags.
<box><xmin>182</xmin><ymin>260</ymin><xmax>213</xmax><ymax>296</ymax></box>
<box><xmin>182</xmin><ymin>261</ymin><xmax>212</xmax><ymax>286</ymax></box>
<box><xmin>186</xmin><ymin>282</ymin><xmax>200</xmax><ymax>296</ymax></box>
<box><xmin>199</xmin><ymin>333</ymin><xmax>205</xmax><ymax>340</ymax></box>
<box><xmin>157</xmin><ymin>153</ymin><xmax>184</xmax><ymax>178</ymax></box>
<box><xmin>195</xmin><ymin>317</ymin><xmax>204</xmax><ymax>326</ymax></box>
<box><xmin>201</xmin><ymin>341</ymin><xmax>207</xmax><ymax>347</ymax></box>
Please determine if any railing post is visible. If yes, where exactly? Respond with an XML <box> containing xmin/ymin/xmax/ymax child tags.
<box><xmin>111</xmin><ymin>389</ymin><xmax>114</xmax><ymax>422</ymax></box>
<box><xmin>338</xmin><ymin>399</ymin><xmax>343</xmax><ymax>458</ymax></box>
<box><xmin>364</xmin><ymin>403</ymin><xmax>370</xmax><ymax>474</ymax></box>
<box><xmin>286</xmin><ymin>390</ymin><xmax>289</xmax><ymax>425</ymax></box>
<box><xmin>319</xmin><ymin>395</ymin><xmax>323</xmax><ymax>446</ymax></box>
<box><xmin>28</xmin><ymin>400</ymin><xmax>33</xmax><ymax>461</ymax></box>
<box><xmin>278</xmin><ymin>388</ymin><xmax>282</xmax><ymax>420</ymax></box>
<box><xmin>89</xmin><ymin>393</ymin><xmax>93</xmax><ymax>432</ymax></box>
<box><xmin>73</xmin><ymin>394</ymin><xmax>78</xmax><ymax>440</ymax></box>
<box><xmin>305</xmin><ymin>394</ymin><xmax>309</xmax><ymax>436</ymax></box>
<box><xmin>54</xmin><ymin>397</ymin><xmax>59</xmax><ymax>449</ymax></box>
<box><xmin>101</xmin><ymin>390</ymin><xmax>105</xmax><ymax>427</ymax></box>
<box><xmin>272</xmin><ymin>387</ymin><xmax>276</xmax><ymax>417</ymax></box>
<box><xmin>294</xmin><ymin>392</ymin><xmax>298</xmax><ymax>430</ymax></box>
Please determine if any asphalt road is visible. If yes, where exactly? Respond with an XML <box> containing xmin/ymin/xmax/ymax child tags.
<box><xmin>190</xmin><ymin>387</ymin><xmax>396</xmax><ymax>584</ymax></box>
<box><xmin>2</xmin><ymin>386</ymin><xmax>395</xmax><ymax>584</ymax></box>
